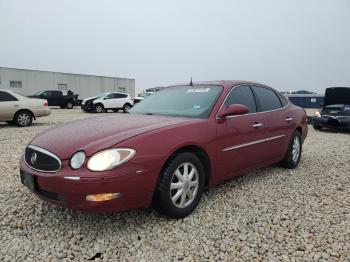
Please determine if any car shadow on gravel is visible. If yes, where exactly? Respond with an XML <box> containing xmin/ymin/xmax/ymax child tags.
<box><xmin>0</xmin><ymin>122</ymin><xmax>54</xmax><ymax>128</ymax></box>
<box><xmin>314</xmin><ymin>129</ymin><xmax>350</xmax><ymax>134</ymax></box>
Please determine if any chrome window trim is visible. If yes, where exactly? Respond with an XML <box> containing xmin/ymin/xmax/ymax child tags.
<box><xmin>222</xmin><ymin>135</ymin><xmax>286</xmax><ymax>152</ymax></box>
<box><xmin>215</xmin><ymin>84</ymin><xmax>289</xmax><ymax>120</ymax></box>
<box><xmin>25</xmin><ymin>145</ymin><xmax>62</xmax><ymax>173</ymax></box>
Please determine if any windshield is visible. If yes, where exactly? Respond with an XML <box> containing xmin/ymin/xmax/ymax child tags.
<box><xmin>129</xmin><ymin>85</ymin><xmax>222</xmax><ymax>118</ymax></box>
<box><xmin>97</xmin><ymin>92</ymin><xmax>109</xmax><ymax>98</ymax></box>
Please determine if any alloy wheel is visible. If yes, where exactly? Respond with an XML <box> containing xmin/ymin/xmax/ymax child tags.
<box><xmin>292</xmin><ymin>136</ymin><xmax>300</xmax><ymax>163</ymax></box>
<box><xmin>170</xmin><ymin>162</ymin><xmax>199</xmax><ymax>208</ymax></box>
<box><xmin>17</xmin><ymin>113</ymin><xmax>31</xmax><ymax>126</ymax></box>
<box><xmin>95</xmin><ymin>105</ymin><xmax>103</xmax><ymax>113</ymax></box>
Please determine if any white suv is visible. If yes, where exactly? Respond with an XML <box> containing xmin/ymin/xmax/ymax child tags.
<box><xmin>93</xmin><ymin>92</ymin><xmax>133</xmax><ymax>113</ymax></box>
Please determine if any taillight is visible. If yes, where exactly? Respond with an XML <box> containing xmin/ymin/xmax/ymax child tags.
<box><xmin>44</xmin><ymin>101</ymin><xmax>48</xmax><ymax>107</ymax></box>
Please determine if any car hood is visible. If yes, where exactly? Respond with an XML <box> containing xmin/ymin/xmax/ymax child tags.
<box><xmin>324</xmin><ymin>87</ymin><xmax>350</xmax><ymax>106</ymax></box>
<box><xmin>83</xmin><ymin>96</ymin><xmax>98</xmax><ymax>102</ymax></box>
<box><xmin>30</xmin><ymin>114</ymin><xmax>194</xmax><ymax>159</ymax></box>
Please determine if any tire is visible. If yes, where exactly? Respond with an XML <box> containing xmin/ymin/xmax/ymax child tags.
<box><xmin>154</xmin><ymin>152</ymin><xmax>205</xmax><ymax>218</ymax></box>
<box><xmin>313</xmin><ymin>125</ymin><xmax>322</xmax><ymax>130</ymax></box>
<box><xmin>14</xmin><ymin>110</ymin><xmax>33</xmax><ymax>127</ymax></box>
<box><xmin>94</xmin><ymin>103</ymin><xmax>105</xmax><ymax>113</ymax></box>
<box><xmin>280</xmin><ymin>130</ymin><xmax>302</xmax><ymax>169</ymax></box>
<box><xmin>66</xmin><ymin>101</ymin><xmax>74</xmax><ymax>109</ymax></box>
<box><xmin>123</xmin><ymin>103</ymin><xmax>132</xmax><ymax>113</ymax></box>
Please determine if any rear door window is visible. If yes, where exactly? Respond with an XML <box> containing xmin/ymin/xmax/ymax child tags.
<box><xmin>225</xmin><ymin>85</ymin><xmax>257</xmax><ymax>113</ymax></box>
<box><xmin>0</xmin><ymin>91</ymin><xmax>18</xmax><ymax>102</ymax></box>
<box><xmin>252</xmin><ymin>86</ymin><xmax>282</xmax><ymax>111</ymax></box>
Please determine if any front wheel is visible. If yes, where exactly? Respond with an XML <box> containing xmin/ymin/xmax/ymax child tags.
<box><xmin>280</xmin><ymin>130</ymin><xmax>302</xmax><ymax>169</ymax></box>
<box><xmin>94</xmin><ymin>104</ymin><xmax>105</xmax><ymax>113</ymax></box>
<box><xmin>313</xmin><ymin>125</ymin><xmax>322</xmax><ymax>130</ymax></box>
<box><xmin>154</xmin><ymin>153</ymin><xmax>205</xmax><ymax>218</ymax></box>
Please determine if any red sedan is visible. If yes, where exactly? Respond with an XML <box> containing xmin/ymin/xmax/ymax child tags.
<box><xmin>20</xmin><ymin>81</ymin><xmax>308</xmax><ymax>218</ymax></box>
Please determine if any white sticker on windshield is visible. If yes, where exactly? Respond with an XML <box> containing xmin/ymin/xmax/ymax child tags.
<box><xmin>187</xmin><ymin>88</ymin><xmax>210</xmax><ymax>93</ymax></box>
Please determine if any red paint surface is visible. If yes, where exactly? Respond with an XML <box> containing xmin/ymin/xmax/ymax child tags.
<box><xmin>21</xmin><ymin>81</ymin><xmax>308</xmax><ymax>212</ymax></box>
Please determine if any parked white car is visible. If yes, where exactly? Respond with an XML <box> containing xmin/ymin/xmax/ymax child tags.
<box><xmin>87</xmin><ymin>92</ymin><xmax>133</xmax><ymax>113</ymax></box>
<box><xmin>0</xmin><ymin>90</ymin><xmax>51</xmax><ymax>127</ymax></box>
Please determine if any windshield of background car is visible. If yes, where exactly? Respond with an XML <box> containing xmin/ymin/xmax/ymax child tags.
<box><xmin>129</xmin><ymin>85</ymin><xmax>223</xmax><ymax>118</ymax></box>
<box><xmin>97</xmin><ymin>92</ymin><xmax>108</xmax><ymax>98</ymax></box>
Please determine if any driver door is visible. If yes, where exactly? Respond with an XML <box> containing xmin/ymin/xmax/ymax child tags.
<box><xmin>103</xmin><ymin>93</ymin><xmax>115</xmax><ymax>108</ymax></box>
<box><xmin>216</xmin><ymin>85</ymin><xmax>267</xmax><ymax>181</ymax></box>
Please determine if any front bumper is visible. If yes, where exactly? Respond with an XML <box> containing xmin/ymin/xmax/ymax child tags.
<box><xmin>20</xmin><ymin>155</ymin><xmax>156</xmax><ymax>213</ymax></box>
<box><xmin>312</xmin><ymin>116</ymin><xmax>350</xmax><ymax>129</ymax></box>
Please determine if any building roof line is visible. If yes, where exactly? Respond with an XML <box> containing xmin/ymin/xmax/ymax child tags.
<box><xmin>0</xmin><ymin>66</ymin><xmax>135</xmax><ymax>81</ymax></box>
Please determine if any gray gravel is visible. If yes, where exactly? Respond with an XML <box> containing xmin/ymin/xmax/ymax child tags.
<box><xmin>0</xmin><ymin>108</ymin><xmax>349</xmax><ymax>261</ymax></box>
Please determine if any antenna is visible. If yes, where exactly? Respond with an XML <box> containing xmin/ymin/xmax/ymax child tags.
<box><xmin>189</xmin><ymin>77</ymin><xmax>193</xmax><ymax>86</ymax></box>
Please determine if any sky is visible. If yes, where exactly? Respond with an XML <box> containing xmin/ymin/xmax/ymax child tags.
<box><xmin>0</xmin><ymin>0</ymin><xmax>349</xmax><ymax>94</ymax></box>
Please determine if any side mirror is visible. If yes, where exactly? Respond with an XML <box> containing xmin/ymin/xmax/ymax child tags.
<box><xmin>218</xmin><ymin>104</ymin><xmax>249</xmax><ymax>118</ymax></box>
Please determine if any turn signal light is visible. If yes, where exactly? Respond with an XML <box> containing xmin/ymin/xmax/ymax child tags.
<box><xmin>86</xmin><ymin>193</ymin><xmax>120</xmax><ymax>202</ymax></box>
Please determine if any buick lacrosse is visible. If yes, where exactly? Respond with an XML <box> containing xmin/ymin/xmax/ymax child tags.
<box><xmin>20</xmin><ymin>81</ymin><xmax>308</xmax><ymax>218</ymax></box>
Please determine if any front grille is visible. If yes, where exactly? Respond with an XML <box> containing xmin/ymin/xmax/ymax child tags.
<box><xmin>36</xmin><ymin>187</ymin><xmax>63</xmax><ymax>201</ymax></box>
<box><xmin>25</xmin><ymin>145</ymin><xmax>61</xmax><ymax>172</ymax></box>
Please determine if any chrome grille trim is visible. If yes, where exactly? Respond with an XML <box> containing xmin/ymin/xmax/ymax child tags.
<box><xmin>25</xmin><ymin>145</ymin><xmax>62</xmax><ymax>173</ymax></box>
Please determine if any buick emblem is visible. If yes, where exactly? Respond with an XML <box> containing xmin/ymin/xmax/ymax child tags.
<box><xmin>31</xmin><ymin>153</ymin><xmax>38</xmax><ymax>165</ymax></box>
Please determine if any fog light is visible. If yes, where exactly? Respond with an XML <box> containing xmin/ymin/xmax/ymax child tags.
<box><xmin>86</xmin><ymin>193</ymin><xmax>121</xmax><ymax>202</ymax></box>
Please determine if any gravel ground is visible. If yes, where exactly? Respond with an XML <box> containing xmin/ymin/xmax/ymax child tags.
<box><xmin>0</xmin><ymin>108</ymin><xmax>349</xmax><ymax>261</ymax></box>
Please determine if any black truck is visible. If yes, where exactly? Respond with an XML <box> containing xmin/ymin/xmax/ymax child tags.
<box><xmin>29</xmin><ymin>90</ymin><xmax>79</xmax><ymax>109</ymax></box>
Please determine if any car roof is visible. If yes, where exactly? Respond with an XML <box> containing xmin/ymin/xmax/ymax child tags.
<box><xmin>111</xmin><ymin>92</ymin><xmax>128</xmax><ymax>95</ymax></box>
<box><xmin>169</xmin><ymin>80</ymin><xmax>271</xmax><ymax>90</ymax></box>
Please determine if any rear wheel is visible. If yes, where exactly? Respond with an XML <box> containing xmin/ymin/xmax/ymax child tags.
<box><xmin>66</xmin><ymin>101</ymin><xmax>74</xmax><ymax>109</ymax></box>
<box><xmin>280</xmin><ymin>130</ymin><xmax>302</xmax><ymax>169</ymax></box>
<box><xmin>14</xmin><ymin>111</ymin><xmax>33</xmax><ymax>127</ymax></box>
<box><xmin>155</xmin><ymin>153</ymin><xmax>205</xmax><ymax>218</ymax></box>
<box><xmin>123</xmin><ymin>103</ymin><xmax>131</xmax><ymax>113</ymax></box>
<box><xmin>95</xmin><ymin>103</ymin><xmax>105</xmax><ymax>113</ymax></box>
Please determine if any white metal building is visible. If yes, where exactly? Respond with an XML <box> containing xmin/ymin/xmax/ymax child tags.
<box><xmin>0</xmin><ymin>67</ymin><xmax>135</xmax><ymax>99</ymax></box>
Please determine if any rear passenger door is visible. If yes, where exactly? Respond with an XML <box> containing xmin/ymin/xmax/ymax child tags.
<box><xmin>114</xmin><ymin>94</ymin><xmax>128</xmax><ymax>108</ymax></box>
<box><xmin>216</xmin><ymin>85</ymin><xmax>267</xmax><ymax>180</ymax></box>
<box><xmin>251</xmin><ymin>85</ymin><xmax>294</xmax><ymax>162</ymax></box>
<box><xmin>0</xmin><ymin>91</ymin><xmax>18</xmax><ymax>121</ymax></box>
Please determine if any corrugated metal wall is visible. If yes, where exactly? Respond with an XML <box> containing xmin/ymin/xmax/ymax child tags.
<box><xmin>287</xmin><ymin>96</ymin><xmax>324</xmax><ymax>108</ymax></box>
<box><xmin>0</xmin><ymin>67</ymin><xmax>135</xmax><ymax>99</ymax></box>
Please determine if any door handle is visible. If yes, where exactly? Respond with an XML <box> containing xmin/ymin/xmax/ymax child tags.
<box><xmin>252</xmin><ymin>122</ymin><xmax>263</xmax><ymax>128</ymax></box>
<box><xmin>14</xmin><ymin>104</ymin><xmax>19</xmax><ymax>107</ymax></box>
<box><xmin>285</xmin><ymin>117</ymin><xmax>293</xmax><ymax>122</ymax></box>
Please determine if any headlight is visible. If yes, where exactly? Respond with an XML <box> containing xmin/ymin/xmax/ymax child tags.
<box><xmin>87</xmin><ymin>148</ymin><xmax>135</xmax><ymax>171</ymax></box>
<box><xmin>70</xmin><ymin>151</ymin><xmax>86</xmax><ymax>169</ymax></box>
<box><xmin>314</xmin><ymin>111</ymin><xmax>321</xmax><ymax>117</ymax></box>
